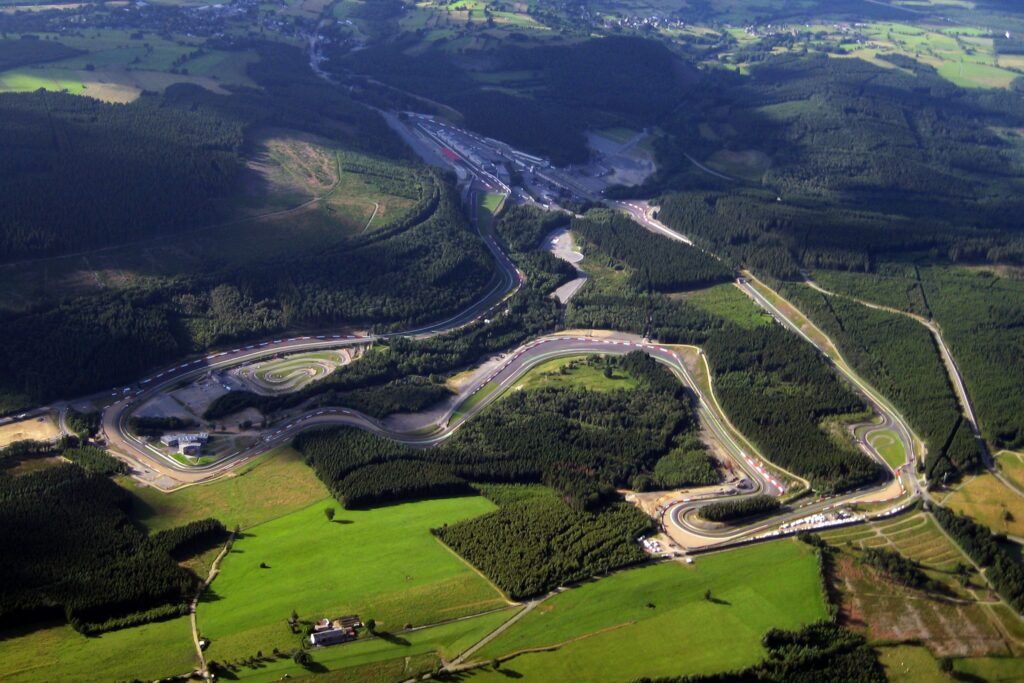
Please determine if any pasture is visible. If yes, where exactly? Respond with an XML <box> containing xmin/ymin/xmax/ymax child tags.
<box><xmin>122</xmin><ymin>446</ymin><xmax>329</xmax><ymax>532</ymax></box>
<box><xmin>508</xmin><ymin>354</ymin><xmax>639</xmax><ymax>394</ymax></box>
<box><xmin>0</xmin><ymin>616</ymin><xmax>194</xmax><ymax>683</ymax></box>
<box><xmin>198</xmin><ymin>495</ymin><xmax>508</xmax><ymax>661</ymax></box>
<box><xmin>468</xmin><ymin>540</ymin><xmax>827</xmax><ymax>681</ymax></box>
<box><xmin>941</xmin><ymin>472</ymin><xmax>1024</xmax><ymax>538</ymax></box>
<box><xmin>676</xmin><ymin>283</ymin><xmax>773</xmax><ymax>330</ymax></box>
<box><xmin>215</xmin><ymin>609</ymin><xmax>516</xmax><ymax>681</ymax></box>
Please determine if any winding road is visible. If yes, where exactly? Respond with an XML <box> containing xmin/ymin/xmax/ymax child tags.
<box><xmin>25</xmin><ymin>119</ymin><xmax>919</xmax><ymax>547</ymax></box>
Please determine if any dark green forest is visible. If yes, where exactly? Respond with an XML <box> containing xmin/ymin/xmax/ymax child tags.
<box><xmin>648</xmin><ymin>53</ymin><xmax>1024</xmax><ymax>277</ymax></box>
<box><xmin>0</xmin><ymin>90</ymin><xmax>243</xmax><ymax>261</ymax></box>
<box><xmin>813</xmin><ymin>266</ymin><xmax>1024</xmax><ymax>451</ymax></box>
<box><xmin>778</xmin><ymin>283</ymin><xmax>981</xmax><ymax>482</ymax></box>
<box><xmin>294</xmin><ymin>351</ymin><xmax>706</xmax><ymax>509</ymax></box>
<box><xmin>566</xmin><ymin>217</ymin><xmax>880</xmax><ymax>493</ymax></box>
<box><xmin>572</xmin><ymin>210</ymin><xmax>733</xmax><ymax>292</ymax></box>
<box><xmin>434</xmin><ymin>490</ymin><xmax>653</xmax><ymax>600</ymax></box>
<box><xmin>0</xmin><ymin>37</ymin><xmax>82</xmax><ymax>71</ymax></box>
<box><xmin>0</xmin><ymin>464</ymin><xmax>222</xmax><ymax>634</ymax></box>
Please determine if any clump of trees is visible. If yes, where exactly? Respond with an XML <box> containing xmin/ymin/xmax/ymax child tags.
<box><xmin>860</xmin><ymin>547</ymin><xmax>945</xmax><ymax>593</ymax></box>
<box><xmin>932</xmin><ymin>505</ymin><xmax>1024</xmax><ymax>614</ymax></box>
<box><xmin>699</xmin><ymin>495</ymin><xmax>781</xmax><ymax>523</ymax></box>
<box><xmin>0</xmin><ymin>464</ymin><xmax>222</xmax><ymax>634</ymax></box>
<box><xmin>62</xmin><ymin>445</ymin><xmax>127</xmax><ymax>476</ymax></box>
<box><xmin>572</xmin><ymin>210</ymin><xmax>733</xmax><ymax>292</ymax></box>
<box><xmin>433</xmin><ymin>495</ymin><xmax>653</xmax><ymax>600</ymax></box>
<box><xmin>65</xmin><ymin>408</ymin><xmax>101</xmax><ymax>439</ymax></box>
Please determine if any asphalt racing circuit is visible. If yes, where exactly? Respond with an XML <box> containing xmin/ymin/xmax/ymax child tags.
<box><xmin>55</xmin><ymin>119</ymin><xmax>923</xmax><ymax>551</ymax></box>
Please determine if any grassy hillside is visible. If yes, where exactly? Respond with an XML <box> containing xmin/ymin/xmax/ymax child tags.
<box><xmin>198</xmin><ymin>495</ymin><xmax>508</xmax><ymax>661</ymax></box>
<box><xmin>470</xmin><ymin>539</ymin><xmax>827</xmax><ymax>681</ymax></box>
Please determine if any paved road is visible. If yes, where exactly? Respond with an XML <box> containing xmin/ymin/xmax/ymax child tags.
<box><xmin>803</xmin><ymin>278</ymin><xmax>1023</xmax><ymax>497</ymax></box>
<box><xmin>22</xmin><ymin>117</ymin><xmax>916</xmax><ymax>547</ymax></box>
<box><xmin>92</xmin><ymin>201</ymin><xmax>914</xmax><ymax>546</ymax></box>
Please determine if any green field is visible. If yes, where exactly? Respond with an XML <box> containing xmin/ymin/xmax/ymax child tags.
<box><xmin>677</xmin><ymin>283</ymin><xmax>772</xmax><ymax>330</ymax></box>
<box><xmin>0</xmin><ymin>617</ymin><xmax>195</xmax><ymax>683</ymax></box>
<box><xmin>121</xmin><ymin>446</ymin><xmax>330</xmax><ymax>532</ymax></box>
<box><xmin>198</xmin><ymin>495</ymin><xmax>509</xmax><ymax>661</ymax></box>
<box><xmin>468</xmin><ymin>540</ymin><xmax>827</xmax><ymax>681</ymax></box>
<box><xmin>508</xmin><ymin>354</ymin><xmax>639</xmax><ymax>394</ymax></box>
<box><xmin>477</xmin><ymin>191</ymin><xmax>504</xmax><ymax>230</ymax></box>
<box><xmin>220</xmin><ymin>608</ymin><xmax>516</xmax><ymax>682</ymax></box>
<box><xmin>941</xmin><ymin>472</ymin><xmax>1024</xmax><ymax>538</ymax></box>
<box><xmin>868</xmin><ymin>428</ymin><xmax>906</xmax><ymax>470</ymax></box>
<box><xmin>997</xmin><ymin>450</ymin><xmax>1024</xmax><ymax>492</ymax></box>
<box><xmin>955</xmin><ymin>655</ymin><xmax>1024</xmax><ymax>681</ymax></box>
<box><xmin>878</xmin><ymin>644</ymin><xmax>945</xmax><ymax>683</ymax></box>
<box><xmin>246</xmin><ymin>350</ymin><xmax>346</xmax><ymax>393</ymax></box>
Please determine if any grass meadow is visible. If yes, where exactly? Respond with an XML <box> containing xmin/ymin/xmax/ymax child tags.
<box><xmin>468</xmin><ymin>539</ymin><xmax>827</xmax><ymax>681</ymax></box>
<box><xmin>0</xmin><ymin>616</ymin><xmax>195</xmax><ymax>683</ymax></box>
<box><xmin>198</xmin><ymin>495</ymin><xmax>508</xmax><ymax>661</ymax></box>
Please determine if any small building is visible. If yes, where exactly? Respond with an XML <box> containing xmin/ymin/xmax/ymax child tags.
<box><xmin>159</xmin><ymin>432</ymin><xmax>209</xmax><ymax>448</ymax></box>
<box><xmin>180</xmin><ymin>442</ymin><xmax>202</xmax><ymax>456</ymax></box>
<box><xmin>309</xmin><ymin>614</ymin><xmax>362</xmax><ymax>647</ymax></box>
<box><xmin>309</xmin><ymin>626</ymin><xmax>356</xmax><ymax>646</ymax></box>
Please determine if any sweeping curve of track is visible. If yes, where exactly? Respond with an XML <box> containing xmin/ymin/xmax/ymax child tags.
<box><xmin>99</xmin><ymin>202</ymin><xmax>917</xmax><ymax>548</ymax></box>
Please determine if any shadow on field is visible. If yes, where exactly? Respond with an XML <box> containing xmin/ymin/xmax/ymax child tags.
<box><xmin>375</xmin><ymin>631</ymin><xmax>411</xmax><ymax>646</ymax></box>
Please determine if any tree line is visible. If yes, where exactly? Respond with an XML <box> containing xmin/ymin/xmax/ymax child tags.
<box><xmin>779</xmin><ymin>283</ymin><xmax>981</xmax><ymax>482</ymax></box>
<box><xmin>932</xmin><ymin>505</ymin><xmax>1024</xmax><ymax>615</ymax></box>
<box><xmin>860</xmin><ymin>547</ymin><xmax>945</xmax><ymax>594</ymax></box>
<box><xmin>0</xmin><ymin>463</ymin><xmax>222</xmax><ymax>634</ymax></box>
<box><xmin>433</xmin><ymin>490</ymin><xmax>654</xmax><ymax>600</ymax></box>
<box><xmin>699</xmin><ymin>495</ymin><xmax>780</xmax><ymax>522</ymax></box>
<box><xmin>572</xmin><ymin>210</ymin><xmax>733</xmax><ymax>292</ymax></box>
<box><xmin>294</xmin><ymin>351</ymin><xmax>708</xmax><ymax>510</ymax></box>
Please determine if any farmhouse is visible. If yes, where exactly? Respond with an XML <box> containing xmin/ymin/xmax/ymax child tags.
<box><xmin>309</xmin><ymin>614</ymin><xmax>362</xmax><ymax>647</ymax></box>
